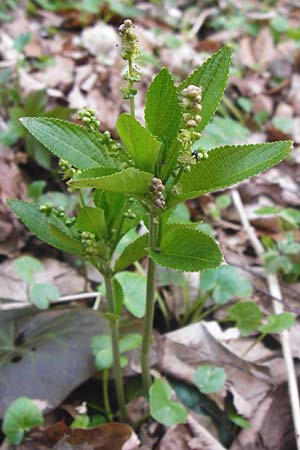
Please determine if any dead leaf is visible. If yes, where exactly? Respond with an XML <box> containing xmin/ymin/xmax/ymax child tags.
<box><xmin>253</xmin><ymin>27</ymin><xmax>275</xmax><ymax>70</ymax></box>
<box><xmin>18</xmin><ymin>421</ymin><xmax>139</xmax><ymax>450</ymax></box>
<box><xmin>0</xmin><ymin>308</ymin><xmax>108</xmax><ymax>418</ymax></box>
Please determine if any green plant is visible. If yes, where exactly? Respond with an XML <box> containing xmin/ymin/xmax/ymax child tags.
<box><xmin>8</xmin><ymin>19</ymin><xmax>293</xmax><ymax>427</ymax></box>
<box><xmin>2</xmin><ymin>397</ymin><xmax>44</xmax><ymax>445</ymax></box>
<box><xmin>14</xmin><ymin>256</ymin><xmax>60</xmax><ymax>309</ymax></box>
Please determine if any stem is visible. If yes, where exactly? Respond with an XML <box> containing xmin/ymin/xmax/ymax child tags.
<box><xmin>104</xmin><ymin>274</ymin><xmax>128</xmax><ymax>421</ymax></box>
<box><xmin>102</xmin><ymin>369</ymin><xmax>113</xmax><ymax>422</ymax></box>
<box><xmin>128</xmin><ymin>58</ymin><xmax>135</xmax><ymax>117</ymax></box>
<box><xmin>141</xmin><ymin>212</ymin><xmax>159</xmax><ymax>391</ymax></box>
<box><xmin>134</xmin><ymin>261</ymin><xmax>170</xmax><ymax>330</ymax></box>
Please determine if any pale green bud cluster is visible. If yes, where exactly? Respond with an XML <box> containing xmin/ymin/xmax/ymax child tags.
<box><xmin>81</xmin><ymin>231</ymin><xmax>100</xmax><ymax>257</ymax></box>
<box><xmin>149</xmin><ymin>177</ymin><xmax>165</xmax><ymax>209</ymax></box>
<box><xmin>58</xmin><ymin>159</ymin><xmax>79</xmax><ymax>180</ymax></box>
<box><xmin>39</xmin><ymin>203</ymin><xmax>76</xmax><ymax>227</ymax></box>
<box><xmin>78</xmin><ymin>108</ymin><xmax>100</xmax><ymax>132</ymax></box>
<box><xmin>100</xmin><ymin>130</ymin><xmax>122</xmax><ymax>156</ymax></box>
<box><xmin>119</xmin><ymin>19</ymin><xmax>141</xmax><ymax>101</ymax></box>
<box><xmin>119</xmin><ymin>19</ymin><xmax>140</xmax><ymax>61</ymax></box>
<box><xmin>178</xmin><ymin>84</ymin><xmax>202</xmax><ymax>152</ymax></box>
<box><xmin>123</xmin><ymin>209</ymin><xmax>136</xmax><ymax>219</ymax></box>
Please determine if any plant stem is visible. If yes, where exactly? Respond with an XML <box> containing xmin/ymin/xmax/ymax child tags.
<box><xmin>102</xmin><ymin>369</ymin><xmax>113</xmax><ymax>422</ymax></box>
<box><xmin>128</xmin><ymin>58</ymin><xmax>135</xmax><ymax>117</ymax></box>
<box><xmin>141</xmin><ymin>212</ymin><xmax>159</xmax><ymax>391</ymax></box>
<box><xmin>104</xmin><ymin>274</ymin><xmax>128</xmax><ymax>422</ymax></box>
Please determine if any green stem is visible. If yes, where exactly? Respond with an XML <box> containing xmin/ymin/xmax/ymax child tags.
<box><xmin>141</xmin><ymin>212</ymin><xmax>159</xmax><ymax>391</ymax></box>
<box><xmin>134</xmin><ymin>261</ymin><xmax>170</xmax><ymax>330</ymax></box>
<box><xmin>128</xmin><ymin>58</ymin><xmax>135</xmax><ymax>117</ymax></box>
<box><xmin>104</xmin><ymin>274</ymin><xmax>128</xmax><ymax>421</ymax></box>
<box><xmin>102</xmin><ymin>369</ymin><xmax>113</xmax><ymax>422</ymax></box>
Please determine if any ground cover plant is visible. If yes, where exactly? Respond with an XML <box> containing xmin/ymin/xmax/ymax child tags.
<box><xmin>3</xmin><ymin>12</ymin><xmax>298</xmax><ymax>449</ymax></box>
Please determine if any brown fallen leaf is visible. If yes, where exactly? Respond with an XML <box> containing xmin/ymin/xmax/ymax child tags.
<box><xmin>18</xmin><ymin>421</ymin><xmax>139</xmax><ymax>450</ymax></box>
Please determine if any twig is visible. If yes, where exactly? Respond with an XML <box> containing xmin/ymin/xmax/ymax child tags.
<box><xmin>0</xmin><ymin>292</ymin><xmax>101</xmax><ymax>310</ymax></box>
<box><xmin>231</xmin><ymin>188</ymin><xmax>300</xmax><ymax>449</ymax></box>
<box><xmin>186</xmin><ymin>7</ymin><xmax>218</xmax><ymax>41</ymax></box>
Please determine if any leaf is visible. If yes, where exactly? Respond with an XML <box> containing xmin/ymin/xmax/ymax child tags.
<box><xmin>172</xmin><ymin>141</ymin><xmax>293</xmax><ymax>206</ymax></box>
<box><xmin>200</xmin><ymin>265</ymin><xmax>253</xmax><ymax>304</ymax></box>
<box><xmin>70</xmin><ymin>167</ymin><xmax>153</xmax><ymax>196</ymax></box>
<box><xmin>178</xmin><ymin>46</ymin><xmax>232</xmax><ymax>131</ymax></box>
<box><xmin>91</xmin><ymin>333</ymin><xmax>142</xmax><ymax>370</ymax></box>
<box><xmin>30</xmin><ymin>283</ymin><xmax>60</xmax><ymax>310</ymax></box>
<box><xmin>194</xmin><ymin>365</ymin><xmax>226</xmax><ymax>394</ymax></box>
<box><xmin>49</xmin><ymin>225</ymin><xmax>83</xmax><ymax>256</ymax></box>
<box><xmin>226</xmin><ymin>301</ymin><xmax>262</xmax><ymax>336</ymax></box>
<box><xmin>145</xmin><ymin>67</ymin><xmax>182</xmax><ymax>145</ymax></box>
<box><xmin>77</xmin><ymin>206</ymin><xmax>106</xmax><ymax>238</ymax></box>
<box><xmin>8</xmin><ymin>200</ymin><xmax>83</xmax><ymax>256</ymax></box>
<box><xmin>14</xmin><ymin>256</ymin><xmax>43</xmax><ymax>284</ymax></box>
<box><xmin>0</xmin><ymin>309</ymin><xmax>108</xmax><ymax>418</ymax></box>
<box><xmin>20</xmin><ymin>117</ymin><xmax>114</xmax><ymax>169</ymax></box>
<box><xmin>114</xmin><ymin>233</ymin><xmax>148</xmax><ymax>273</ymax></box>
<box><xmin>260</xmin><ymin>313</ymin><xmax>295</xmax><ymax>334</ymax></box>
<box><xmin>2</xmin><ymin>397</ymin><xmax>43</xmax><ymax>445</ymax></box>
<box><xmin>116</xmin><ymin>113</ymin><xmax>161</xmax><ymax>173</ymax></box>
<box><xmin>150</xmin><ymin>225</ymin><xmax>223</xmax><ymax>272</ymax></box>
<box><xmin>149</xmin><ymin>378</ymin><xmax>187</xmax><ymax>426</ymax></box>
<box><xmin>115</xmin><ymin>272</ymin><xmax>146</xmax><ymax>318</ymax></box>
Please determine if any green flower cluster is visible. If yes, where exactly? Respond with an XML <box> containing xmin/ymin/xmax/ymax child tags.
<box><xmin>119</xmin><ymin>19</ymin><xmax>141</xmax><ymax>101</ymax></box>
<box><xmin>78</xmin><ymin>108</ymin><xmax>100</xmax><ymax>132</ymax></box>
<box><xmin>39</xmin><ymin>203</ymin><xmax>76</xmax><ymax>227</ymax></box>
<box><xmin>149</xmin><ymin>177</ymin><xmax>165</xmax><ymax>209</ymax></box>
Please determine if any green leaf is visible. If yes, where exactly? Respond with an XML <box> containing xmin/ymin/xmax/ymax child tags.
<box><xmin>91</xmin><ymin>333</ymin><xmax>142</xmax><ymax>370</ymax></box>
<box><xmin>260</xmin><ymin>313</ymin><xmax>295</xmax><ymax>334</ymax></box>
<box><xmin>114</xmin><ymin>233</ymin><xmax>148</xmax><ymax>272</ymax></box>
<box><xmin>228</xmin><ymin>410</ymin><xmax>251</xmax><ymax>429</ymax></box>
<box><xmin>150</xmin><ymin>378</ymin><xmax>187</xmax><ymax>426</ymax></box>
<box><xmin>150</xmin><ymin>225</ymin><xmax>223</xmax><ymax>272</ymax></box>
<box><xmin>226</xmin><ymin>301</ymin><xmax>262</xmax><ymax>336</ymax></box>
<box><xmin>14</xmin><ymin>256</ymin><xmax>43</xmax><ymax>284</ymax></box>
<box><xmin>71</xmin><ymin>415</ymin><xmax>90</xmax><ymax>430</ymax></box>
<box><xmin>70</xmin><ymin>167</ymin><xmax>153</xmax><ymax>196</ymax></box>
<box><xmin>27</xmin><ymin>180</ymin><xmax>47</xmax><ymax>200</ymax></box>
<box><xmin>145</xmin><ymin>67</ymin><xmax>182</xmax><ymax>145</ymax></box>
<box><xmin>77</xmin><ymin>206</ymin><xmax>106</xmax><ymax>238</ymax></box>
<box><xmin>20</xmin><ymin>117</ymin><xmax>114</xmax><ymax>169</ymax></box>
<box><xmin>116</xmin><ymin>113</ymin><xmax>161</xmax><ymax>173</ymax></box>
<box><xmin>2</xmin><ymin>397</ymin><xmax>43</xmax><ymax>445</ymax></box>
<box><xmin>8</xmin><ymin>200</ymin><xmax>83</xmax><ymax>256</ymax></box>
<box><xmin>178</xmin><ymin>46</ymin><xmax>232</xmax><ymax>131</ymax></box>
<box><xmin>13</xmin><ymin>32</ymin><xmax>32</xmax><ymax>52</ymax></box>
<box><xmin>30</xmin><ymin>283</ymin><xmax>60</xmax><ymax>310</ymax></box>
<box><xmin>200</xmin><ymin>265</ymin><xmax>253</xmax><ymax>304</ymax></box>
<box><xmin>98</xmin><ymin>278</ymin><xmax>124</xmax><ymax>316</ymax></box>
<box><xmin>115</xmin><ymin>272</ymin><xmax>146</xmax><ymax>318</ymax></box>
<box><xmin>172</xmin><ymin>141</ymin><xmax>293</xmax><ymax>206</ymax></box>
<box><xmin>194</xmin><ymin>365</ymin><xmax>226</xmax><ymax>394</ymax></box>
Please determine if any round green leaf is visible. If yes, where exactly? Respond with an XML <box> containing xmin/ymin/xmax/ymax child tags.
<box><xmin>115</xmin><ymin>272</ymin><xmax>146</xmax><ymax>318</ymax></box>
<box><xmin>30</xmin><ymin>283</ymin><xmax>60</xmax><ymax>309</ymax></box>
<box><xmin>150</xmin><ymin>378</ymin><xmax>187</xmax><ymax>426</ymax></box>
<box><xmin>226</xmin><ymin>301</ymin><xmax>262</xmax><ymax>336</ymax></box>
<box><xmin>260</xmin><ymin>313</ymin><xmax>295</xmax><ymax>334</ymax></box>
<box><xmin>194</xmin><ymin>365</ymin><xmax>226</xmax><ymax>394</ymax></box>
<box><xmin>14</xmin><ymin>256</ymin><xmax>43</xmax><ymax>284</ymax></box>
<box><xmin>2</xmin><ymin>397</ymin><xmax>43</xmax><ymax>445</ymax></box>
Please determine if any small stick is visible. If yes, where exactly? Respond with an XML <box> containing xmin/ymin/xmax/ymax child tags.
<box><xmin>231</xmin><ymin>188</ymin><xmax>300</xmax><ymax>449</ymax></box>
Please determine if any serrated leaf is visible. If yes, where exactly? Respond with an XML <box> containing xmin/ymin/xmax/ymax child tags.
<box><xmin>20</xmin><ymin>117</ymin><xmax>114</xmax><ymax>169</ymax></box>
<box><xmin>150</xmin><ymin>225</ymin><xmax>223</xmax><ymax>272</ymax></box>
<box><xmin>49</xmin><ymin>224</ymin><xmax>83</xmax><ymax>255</ymax></box>
<box><xmin>116</xmin><ymin>113</ymin><xmax>161</xmax><ymax>173</ymax></box>
<box><xmin>14</xmin><ymin>256</ymin><xmax>43</xmax><ymax>284</ymax></box>
<box><xmin>77</xmin><ymin>206</ymin><xmax>106</xmax><ymax>238</ymax></box>
<box><xmin>178</xmin><ymin>46</ymin><xmax>232</xmax><ymax>131</ymax></box>
<box><xmin>226</xmin><ymin>301</ymin><xmax>262</xmax><ymax>336</ymax></box>
<box><xmin>70</xmin><ymin>167</ymin><xmax>153</xmax><ymax>196</ymax></box>
<box><xmin>145</xmin><ymin>67</ymin><xmax>182</xmax><ymax>145</ymax></box>
<box><xmin>194</xmin><ymin>365</ymin><xmax>226</xmax><ymax>394</ymax></box>
<box><xmin>115</xmin><ymin>272</ymin><xmax>146</xmax><ymax>318</ymax></box>
<box><xmin>30</xmin><ymin>283</ymin><xmax>60</xmax><ymax>310</ymax></box>
<box><xmin>114</xmin><ymin>233</ymin><xmax>148</xmax><ymax>272</ymax></box>
<box><xmin>260</xmin><ymin>312</ymin><xmax>295</xmax><ymax>334</ymax></box>
<box><xmin>150</xmin><ymin>378</ymin><xmax>187</xmax><ymax>426</ymax></box>
<box><xmin>8</xmin><ymin>200</ymin><xmax>83</xmax><ymax>256</ymax></box>
<box><xmin>171</xmin><ymin>141</ymin><xmax>293</xmax><ymax>206</ymax></box>
<box><xmin>2</xmin><ymin>397</ymin><xmax>43</xmax><ymax>445</ymax></box>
